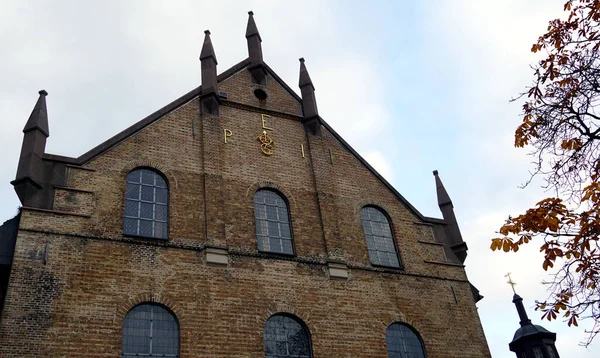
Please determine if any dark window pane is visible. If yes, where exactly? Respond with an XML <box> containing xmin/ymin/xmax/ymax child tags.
<box><xmin>254</xmin><ymin>190</ymin><xmax>293</xmax><ymax>255</ymax></box>
<box><xmin>126</xmin><ymin>183</ymin><xmax>140</xmax><ymax>199</ymax></box>
<box><xmin>140</xmin><ymin>202</ymin><xmax>154</xmax><ymax>219</ymax></box>
<box><xmin>155</xmin><ymin>222</ymin><xmax>168</xmax><ymax>239</ymax></box>
<box><xmin>282</xmin><ymin>239</ymin><xmax>293</xmax><ymax>254</ymax></box>
<box><xmin>280</xmin><ymin>225</ymin><xmax>291</xmax><ymax>239</ymax></box>
<box><xmin>266</xmin><ymin>205</ymin><xmax>278</xmax><ymax>220</ymax></box>
<box><xmin>141</xmin><ymin>185</ymin><xmax>154</xmax><ymax>202</ymax></box>
<box><xmin>139</xmin><ymin>220</ymin><xmax>153</xmax><ymax>237</ymax></box>
<box><xmin>360</xmin><ymin>207</ymin><xmax>400</xmax><ymax>268</ymax></box>
<box><xmin>141</xmin><ymin>169</ymin><xmax>155</xmax><ymax>185</ymax></box>
<box><xmin>386</xmin><ymin>323</ymin><xmax>425</xmax><ymax>358</ymax></box>
<box><xmin>278</xmin><ymin>207</ymin><xmax>289</xmax><ymax>223</ymax></box>
<box><xmin>127</xmin><ymin>170</ymin><xmax>141</xmax><ymax>183</ymax></box>
<box><xmin>155</xmin><ymin>175</ymin><xmax>167</xmax><ymax>188</ymax></box>
<box><xmin>124</xmin><ymin>218</ymin><xmax>138</xmax><ymax>236</ymax></box>
<box><xmin>125</xmin><ymin>200</ymin><xmax>138</xmax><ymax>217</ymax></box>
<box><xmin>122</xmin><ymin>304</ymin><xmax>179</xmax><ymax>357</ymax></box>
<box><xmin>267</xmin><ymin>221</ymin><xmax>280</xmax><ymax>237</ymax></box>
<box><xmin>156</xmin><ymin>188</ymin><xmax>168</xmax><ymax>204</ymax></box>
<box><xmin>123</xmin><ymin>169</ymin><xmax>169</xmax><ymax>239</ymax></box>
<box><xmin>264</xmin><ymin>315</ymin><xmax>311</xmax><ymax>358</ymax></box>
<box><xmin>270</xmin><ymin>238</ymin><xmax>283</xmax><ymax>254</ymax></box>
<box><xmin>257</xmin><ymin>236</ymin><xmax>268</xmax><ymax>251</ymax></box>
<box><xmin>155</xmin><ymin>205</ymin><xmax>168</xmax><ymax>221</ymax></box>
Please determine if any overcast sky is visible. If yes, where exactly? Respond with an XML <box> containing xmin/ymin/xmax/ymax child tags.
<box><xmin>0</xmin><ymin>0</ymin><xmax>596</xmax><ymax>356</ymax></box>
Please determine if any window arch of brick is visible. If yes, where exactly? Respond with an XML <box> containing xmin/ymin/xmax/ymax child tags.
<box><xmin>386</xmin><ymin>322</ymin><xmax>426</xmax><ymax>358</ymax></box>
<box><xmin>122</xmin><ymin>303</ymin><xmax>179</xmax><ymax>358</ymax></box>
<box><xmin>123</xmin><ymin>167</ymin><xmax>169</xmax><ymax>239</ymax></box>
<box><xmin>360</xmin><ymin>205</ymin><xmax>402</xmax><ymax>268</ymax></box>
<box><xmin>264</xmin><ymin>313</ymin><xmax>313</xmax><ymax>358</ymax></box>
<box><xmin>253</xmin><ymin>189</ymin><xmax>294</xmax><ymax>255</ymax></box>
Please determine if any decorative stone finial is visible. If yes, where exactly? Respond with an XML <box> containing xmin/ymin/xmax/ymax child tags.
<box><xmin>246</xmin><ymin>11</ymin><xmax>265</xmax><ymax>84</ymax></box>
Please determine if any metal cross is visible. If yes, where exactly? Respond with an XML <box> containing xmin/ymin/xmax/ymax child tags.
<box><xmin>505</xmin><ymin>272</ymin><xmax>517</xmax><ymax>294</ymax></box>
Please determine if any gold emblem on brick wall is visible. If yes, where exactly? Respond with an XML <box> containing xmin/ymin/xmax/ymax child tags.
<box><xmin>258</xmin><ymin>114</ymin><xmax>275</xmax><ymax>156</ymax></box>
<box><xmin>257</xmin><ymin>130</ymin><xmax>275</xmax><ymax>156</ymax></box>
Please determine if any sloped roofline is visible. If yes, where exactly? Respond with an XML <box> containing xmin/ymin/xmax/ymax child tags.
<box><xmin>41</xmin><ymin>58</ymin><xmax>443</xmax><ymax>223</ymax></box>
<box><xmin>43</xmin><ymin>58</ymin><xmax>251</xmax><ymax>165</ymax></box>
<box><xmin>317</xmin><ymin>118</ymin><xmax>440</xmax><ymax>223</ymax></box>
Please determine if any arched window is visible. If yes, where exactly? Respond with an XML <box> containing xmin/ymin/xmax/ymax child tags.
<box><xmin>264</xmin><ymin>314</ymin><xmax>312</xmax><ymax>358</ymax></box>
<box><xmin>123</xmin><ymin>168</ymin><xmax>169</xmax><ymax>239</ymax></box>
<box><xmin>386</xmin><ymin>323</ymin><xmax>426</xmax><ymax>358</ymax></box>
<box><xmin>122</xmin><ymin>303</ymin><xmax>179</xmax><ymax>358</ymax></box>
<box><xmin>253</xmin><ymin>189</ymin><xmax>294</xmax><ymax>255</ymax></box>
<box><xmin>360</xmin><ymin>206</ymin><xmax>400</xmax><ymax>268</ymax></box>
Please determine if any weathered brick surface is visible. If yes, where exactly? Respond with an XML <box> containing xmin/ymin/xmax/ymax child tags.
<box><xmin>53</xmin><ymin>188</ymin><xmax>95</xmax><ymax>216</ymax></box>
<box><xmin>219</xmin><ymin>69</ymin><xmax>302</xmax><ymax>116</ymax></box>
<box><xmin>0</xmin><ymin>68</ymin><xmax>490</xmax><ymax>357</ymax></box>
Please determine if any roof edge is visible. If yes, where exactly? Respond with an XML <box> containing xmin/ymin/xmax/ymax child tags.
<box><xmin>48</xmin><ymin>58</ymin><xmax>252</xmax><ymax>166</ymax></box>
<box><xmin>422</xmin><ymin>216</ymin><xmax>445</xmax><ymax>224</ymax></box>
<box><xmin>263</xmin><ymin>62</ymin><xmax>302</xmax><ymax>102</ymax></box>
<box><xmin>42</xmin><ymin>153</ymin><xmax>79</xmax><ymax>164</ymax></box>
<box><xmin>319</xmin><ymin>119</ymin><xmax>443</xmax><ymax>223</ymax></box>
<box><xmin>39</xmin><ymin>56</ymin><xmax>443</xmax><ymax>226</ymax></box>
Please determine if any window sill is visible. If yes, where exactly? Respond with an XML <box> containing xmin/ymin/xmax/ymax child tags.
<box><xmin>123</xmin><ymin>234</ymin><xmax>170</xmax><ymax>242</ymax></box>
<box><xmin>370</xmin><ymin>263</ymin><xmax>404</xmax><ymax>271</ymax></box>
<box><xmin>257</xmin><ymin>250</ymin><xmax>297</xmax><ymax>258</ymax></box>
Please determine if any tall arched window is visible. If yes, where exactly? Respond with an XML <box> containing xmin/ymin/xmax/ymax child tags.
<box><xmin>253</xmin><ymin>189</ymin><xmax>294</xmax><ymax>255</ymax></box>
<box><xmin>124</xmin><ymin>168</ymin><xmax>169</xmax><ymax>239</ymax></box>
<box><xmin>360</xmin><ymin>206</ymin><xmax>401</xmax><ymax>268</ymax></box>
<box><xmin>264</xmin><ymin>314</ymin><xmax>312</xmax><ymax>358</ymax></box>
<box><xmin>386</xmin><ymin>323</ymin><xmax>426</xmax><ymax>358</ymax></box>
<box><xmin>122</xmin><ymin>303</ymin><xmax>179</xmax><ymax>358</ymax></box>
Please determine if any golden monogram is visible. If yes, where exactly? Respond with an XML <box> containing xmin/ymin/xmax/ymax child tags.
<box><xmin>257</xmin><ymin>130</ymin><xmax>275</xmax><ymax>156</ymax></box>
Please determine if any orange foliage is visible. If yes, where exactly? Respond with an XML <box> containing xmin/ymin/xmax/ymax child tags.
<box><xmin>494</xmin><ymin>0</ymin><xmax>600</xmax><ymax>345</ymax></box>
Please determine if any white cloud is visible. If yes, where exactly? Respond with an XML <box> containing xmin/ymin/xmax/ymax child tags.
<box><xmin>362</xmin><ymin>150</ymin><xmax>393</xmax><ymax>182</ymax></box>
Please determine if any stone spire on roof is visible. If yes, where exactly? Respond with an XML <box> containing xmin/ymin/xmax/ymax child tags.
<box><xmin>200</xmin><ymin>29</ymin><xmax>218</xmax><ymax>64</ymax></box>
<box><xmin>432</xmin><ymin>170</ymin><xmax>468</xmax><ymax>263</ymax></box>
<box><xmin>246</xmin><ymin>11</ymin><xmax>266</xmax><ymax>84</ymax></box>
<box><xmin>245</xmin><ymin>10</ymin><xmax>262</xmax><ymax>42</ymax></box>
<box><xmin>298</xmin><ymin>58</ymin><xmax>321</xmax><ymax>136</ymax></box>
<box><xmin>199</xmin><ymin>30</ymin><xmax>219</xmax><ymax>115</ymax></box>
<box><xmin>12</xmin><ymin>90</ymin><xmax>50</xmax><ymax>206</ymax></box>
<box><xmin>23</xmin><ymin>90</ymin><xmax>49</xmax><ymax>137</ymax></box>
<box><xmin>433</xmin><ymin>169</ymin><xmax>452</xmax><ymax>207</ymax></box>
<box><xmin>299</xmin><ymin>58</ymin><xmax>314</xmax><ymax>90</ymax></box>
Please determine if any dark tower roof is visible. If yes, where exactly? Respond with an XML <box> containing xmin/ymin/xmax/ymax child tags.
<box><xmin>199</xmin><ymin>30</ymin><xmax>217</xmax><ymax>64</ymax></box>
<box><xmin>509</xmin><ymin>293</ymin><xmax>559</xmax><ymax>357</ymax></box>
<box><xmin>23</xmin><ymin>90</ymin><xmax>49</xmax><ymax>137</ymax></box>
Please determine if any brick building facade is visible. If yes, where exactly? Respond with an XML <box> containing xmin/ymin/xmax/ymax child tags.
<box><xmin>0</xmin><ymin>12</ymin><xmax>491</xmax><ymax>357</ymax></box>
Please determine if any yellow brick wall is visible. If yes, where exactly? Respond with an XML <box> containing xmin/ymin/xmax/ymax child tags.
<box><xmin>0</xmin><ymin>67</ymin><xmax>490</xmax><ymax>357</ymax></box>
